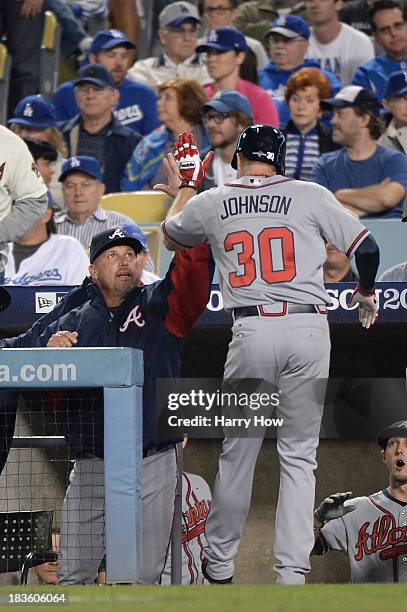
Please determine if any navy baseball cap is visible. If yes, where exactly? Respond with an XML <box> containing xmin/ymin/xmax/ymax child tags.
<box><xmin>74</xmin><ymin>63</ymin><xmax>116</xmax><ymax>89</ymax></box>
<box><xmin>8</xmin><ymin>95</ymin><xmax>57</xmax><ymax>129</ymax></box>
<box><xmin>58</xmin><ymin>156</ymin><xmax>103</xmax><ymax>182</ymax></box>
<box><xmin>384</xmin><ymin>71</ymin><xmax>407</xmax><ymax>99</ymax></box>
<box><xmin>321</xmin><ymin>85</ymin><xmax>381</xmax><ymax>116</ymax></box>
<box><xmin>265</xmin><ymin>15</ymin><xmax>310</xmax><ymax>40</ymax></box>
<box><xmin>159</xmin><ymin>2</ymin><xmax>200</xmax><ymax>29</ymax></box>
<box><xmin>90</xmin><ymin>223</ymin><xmax>147</xmax><ymax>262</ymax></box>
<box><xmin>89</xmin><ymin>29</ymin><xmax>136</xmax><ymax>54</ymax></box>
<box><xmin>377</xmin><ymin>420</ymin><xmax>407</xmax><ymax>449</ymax></box>
<box><xmin>196</xmin><ymin>27</ymin><xmax>247</xmax><ymax>53</ymax></box>
<box><xmin>202</xmin><ymin>90</ymin><xmax>253</xmax><ymax>117</ymax></box>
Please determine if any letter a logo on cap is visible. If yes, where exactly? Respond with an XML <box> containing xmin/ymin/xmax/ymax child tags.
<box><xmin>23</xmin><ymin>103</ymin><xmax>33</xmax><ymax>117</ymax></box>
<box><xmin>109</xmin><ymin>228</ymin><xmax>126</xmax><ymax>239</ymax></box>
<box><xmin>208</xmin><ymin>30</ymin><xmax>218</xmax><ymax>42</ymax></box>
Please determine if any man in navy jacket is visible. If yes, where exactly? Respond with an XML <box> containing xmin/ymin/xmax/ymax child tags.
<box><xmin>0</xmin><ymin>222</ymin><xmax>214</xmax><ymax>584</ymax></box>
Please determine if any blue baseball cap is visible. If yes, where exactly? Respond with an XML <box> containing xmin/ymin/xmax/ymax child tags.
<box><xmin>89</xmin><ymin>29</ymin><xmax>136</xmax><ymax>54</ymax></box>
<box><xmin>90</xmin><ymin>223</ymin><xmax>147</xmax><ymax>262</ymax></box>
<box><xmin>74</xmin><ymin>63</ymin><xmax>116</xmax><ymax>89</ymax></box>
<box><xmin>265</xmin><ymin>15</ymin><xmax>310</xmax><ymax>40</ymax></box>
<box><xmin>202</xmin><ymin>90</ymin><xmax>253</xmax><ymax>117</ymax></box>
<box><xmin>58</xmin><ymin>156</ymin><xmax>103</xmax><ymax>182</ymax></box>
<box><xmin>8</xmin><ymin>95</ymin><xmax>57</xmax><ymax>129</ymax></box>
<box><xmin>384</xmin><ymin>71</ymin><xmax>407</xmax><ymax>99</ymax></box>
<box><xmin>196</xmin><ymin>27</ymin><xmax>247</xmax><ymax>53</ymax></box>
<box><xmin>159</xmin><ymin>2</ymin><xmax>200</xmax><ymax>28</ymax></box>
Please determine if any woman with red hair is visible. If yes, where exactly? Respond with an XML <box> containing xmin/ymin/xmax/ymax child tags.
<box><xmin>284</xmin><ymin>67</ymin><xmax>339</xmax><ymax>180</ymax></box>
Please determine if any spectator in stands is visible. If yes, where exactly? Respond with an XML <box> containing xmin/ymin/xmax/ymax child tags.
<box><xmin>127</xmin><ymin>2</ymin><xmax>210</xmax><ymax>89</ymax></box>
<box><xmin>305</xmin><ymin>0</ymin><xmax>375</xmax><ymax>85</ymax></box>
<box><xmin>0</xmin><ymin>127</ymin><xmax>47</xmax><ymax>285</ymax></box>
<box><xmin>59</xmin><ymin>64</ymin><xmax>141</xmax><ymax>194</ymax></box>
<box><xmin>284</xmin><ymin>67</ymin><xmax>339</xmax><ymax>180</ymax></box>
<box><xmin>46</xmin><ymin>0</ymin><xmax>92</xmax><ymax>60</ymax></box>
<box><xmin>121</xmin><ymin>79</ymin><xmax>208</xmax><ymax>191</ymax></box>
<box><xmin>56</xmin><ymin>156</ymin><xmax>136</xmax><ymax>249</ymax></box>
<box><xmin>379</xmin><ymin>71</ymin><xmax>407</xmax><ymax>153</ymax></box>
<box><xmin>200</xmin><ymin>90</ymin><xmax>254</xmax><ymax>188</ymax></box>
<box><xmin>199</xmin><ymin>0</ymin><xmax>268</xmax><ymax>69</ymax></box>
<box><xmin>311</xmin><ymin>86</ymin><xmax>407</xmax><ymax>218</ymax></box>
<box><xmin>0</xmin><ymin>0</ymin><xmax>45</xmax><ymax>116</ymax></box>
<box><xmin>52</xmin><ymin>29</ymin><xmax>160</xmax><ymax>136</ymax></box>
<box><xmin>3</xmin><ymin>140</ymin><xmax>89</xmax><ymax>287</ymax></box>
<box><xmin>196</xmin><ymin>27</ymin><xmax>280</xmax><ymax>125</ymax></box>
<box><xmin>8</xmin><ymin>95</ymin><xmax>67</xmax><ymax>210</ymax></box>
<box><xmin>234</xmin><ymin>0</ymin><xmax>308</xmax><ymax>41</ymax></box>
<box><xmin>323</xmin><ymin>243</ymin><xmax>358</xmax><ymax>281</ymax></box>
<box><xmin>379</xmin><ymin>257</ymin><xmax>407</xmax><ymax>280</ymax></box>
<box><xmin>352</xmin><ymin>1</ymin><xmax>407</xmax><ymax>102</ymax></box>
<box><xmin>259</xmin><ymin>15</ymin><xmax>340</xmax><ymax>126</ymax></box>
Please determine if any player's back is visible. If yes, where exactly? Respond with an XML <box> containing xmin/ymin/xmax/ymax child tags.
<box><xmin>196</xmin><ymin>175</ymin><xmax>362</xmax><ymax>310</ymax></box>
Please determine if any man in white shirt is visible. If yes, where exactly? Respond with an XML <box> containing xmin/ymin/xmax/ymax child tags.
<box><xmin>127</xmin><ymin>2</ymin><xmax>210</xmax><ymax>89</ymax></box>
<box><xmin>305</xmin><ymin>0</ymin><xmax>375</xmax><ymax>85</ymax></box>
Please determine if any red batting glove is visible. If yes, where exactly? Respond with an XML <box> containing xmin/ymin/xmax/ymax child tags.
<box><xmin>173</xmin><ymin>132</ymin><xmax>214</xmax><ymax>190</ymax></box>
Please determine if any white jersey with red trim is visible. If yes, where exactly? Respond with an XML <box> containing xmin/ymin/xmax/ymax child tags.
<box><xmin>163</xmin><ymin>175</ymin><xmax>369</xmax><ymax>310</ymax></box>
<box><xmin>321</xmin><ymin>490</ymin><xmax>407</xmax><ymax>583</ymax></box>
<box><xmin>161</xmin><ymin>472</ymin><xmax>212</xmax><ymax>585</ymax></box>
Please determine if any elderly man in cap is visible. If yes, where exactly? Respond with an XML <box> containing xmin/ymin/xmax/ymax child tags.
<box><xmin>128</xmin><ymin>2</ymin><xmax>210</xmax><ymax>89</ymax></box>
<box><xmin>52</xmin><ymin>29</ymin><xmax>160</xmax><ymax>135</ymax></box>
<box><xmin>379</xmin><ymin>71</ymin><xmax>407</xmax><ymax>154</ymax></box>
<box><xmin>59</xmin><ymin>64</ymin><xmax>141</xmax><ymax>193</ymax></box>
<box><xmin>311</xmin><ymin>85</ymin><xmax>407</xmax><ymax>218</ymax></box>
<box><xmin>259</xmin><ymin>15</ymin><xmax>340</xmax><ymax>126</ymax></box>
<box><xmin>197</xmin><ymin>27</ymin><xmax>279</xmax><ymax>124</ymax></box>
<box><xmin>55</xmin><ymin>156</ymin><xmax>136</xmax><ymax>249</ymax></box>
<box><xmin>312</xmin><ymin>420</ymin><xmax>407</xmax><ymax>583</ymax></box>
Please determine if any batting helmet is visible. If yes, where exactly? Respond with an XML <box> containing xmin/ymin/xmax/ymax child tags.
<box><xmin>377</xmin><ymin>420</ymin><xmax>407</xmax><ymax>449</ymax></box>
<box><xmin>231</xmin><ymin>124</ymin><xmax>286</xmax><ymax>174</ymax></box>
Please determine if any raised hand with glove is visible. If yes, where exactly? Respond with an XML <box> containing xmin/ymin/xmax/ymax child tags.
<box><xmin>314</xmin><ymin>492</ymin><xmax>356</xmax><ymax>525</ymax></box>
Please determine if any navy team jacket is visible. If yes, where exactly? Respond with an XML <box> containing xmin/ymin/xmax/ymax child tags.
<box><xmin>1</xmin><ymin>244</ymin><xmax>214</xmax><ymax>456</ymax></box>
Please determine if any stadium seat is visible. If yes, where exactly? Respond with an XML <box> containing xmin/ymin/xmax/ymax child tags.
<box><xmin>143</xmin><ymin>226</ymin><xmax>161</xmax><ymax>274</ymax></box>
<box><xmin>101</xmin><ymin>191</ymin><xmax>170</xmax><ymax>223</ymax></box>
<box><xmin>39</xmin><ymin>11</ymin><xmax>61</xmax><ymax>99</ymax></box>
<box><xmin>0</xmin><ymin>510</ymin><xmax>55</xmax><ymax>584</ymax></box>
<box><xmin>0</xmin><ymin>43</ymin><xmax>11</xmax><ymax>125</ymax></box>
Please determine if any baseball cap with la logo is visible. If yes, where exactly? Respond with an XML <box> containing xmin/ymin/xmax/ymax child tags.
<box><xmin>58</xmin><ymin>156</ymin><xmax>104</xmax><ymax>182</ymax></box>
<box><xmin>90</xmin><ymin>223</ymin><xmax>147</xmax><ymax>262</ymax></box>
<box><xmin>8</xmin><ymin>95</ymin><xmax>57</xmax><ymax>129</ymax></box>
<box><xmin>196</xmin><ymin>27</ymin><xmax>247</xmax><ymax>53</ymax></box>
<box><xmin>159</xmin><ymin>1</ymin><xmax>201</xmax><ymax>29</ymax></box>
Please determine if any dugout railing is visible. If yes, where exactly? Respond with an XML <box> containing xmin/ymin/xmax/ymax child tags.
<box><xmin>0</xmin><ymin>347</ymin><xmax>144</xmax><ymax>584</ymax></box>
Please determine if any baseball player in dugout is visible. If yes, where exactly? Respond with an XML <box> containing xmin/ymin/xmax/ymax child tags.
<box><xmin>161</xmin><ymin>126</ymin><xmax>380</xmax><ymax>584</ymax></box>
<box><xmin>313</xmin><ymin>421</ymin><xmax>407</xmax><ymax>583</ymax></box>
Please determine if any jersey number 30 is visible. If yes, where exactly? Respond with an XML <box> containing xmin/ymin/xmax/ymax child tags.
<box><xmin>224</xmin><ymin>228</ymin><xmax>296</xmax><ymax>288</ymax></box>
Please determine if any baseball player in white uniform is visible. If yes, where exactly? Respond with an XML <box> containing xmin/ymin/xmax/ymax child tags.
<box><xmin>313</xmin><ymin>420</ymin><xmax>407</xmax><ymax>582</ymax></box>
<box><xmin>161</xmin><ymin>127</ymin><xmax>380</xmax><ymax>584</ymax></box>
<box><xmin>0</xmin><ymin>125</ymin><xmax>48</xmax><ymax>283</ymax></box>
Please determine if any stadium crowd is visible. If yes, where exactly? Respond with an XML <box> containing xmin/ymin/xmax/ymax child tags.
<box><xmin>1</xmin><ymin>0</ymin><xmax>407</xmax><ymax>587</ymax></box>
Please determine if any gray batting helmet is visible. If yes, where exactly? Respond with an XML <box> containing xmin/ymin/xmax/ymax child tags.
<box><xmin>377</xmin><ymin>420</ymin><xmax>407</xmax><ymax>449</ymax></box>
<box><xmin>231</xmin><ymin>124</ymin><xmax>286</xmax><ymax>174</ymax></box>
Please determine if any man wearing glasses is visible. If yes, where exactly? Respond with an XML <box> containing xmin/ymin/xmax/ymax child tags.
<box><xmin>128</xmin><ymin>2</ymin><xmax>210</xmax><ymax>89</ymax></box>
<box><xmin>352</xmin><ymin>0</ymin><xmax>407</xmax><ymax>102</ymax></box>
<box><xmin>200</xmin><ymin>90</ymin><xmax>254</xmax><ymax>188</ymax></box>
<box><xmin>200</xmin><ymin>0</ymin><xmax>269</xmax><ymax>69</ymax></box>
